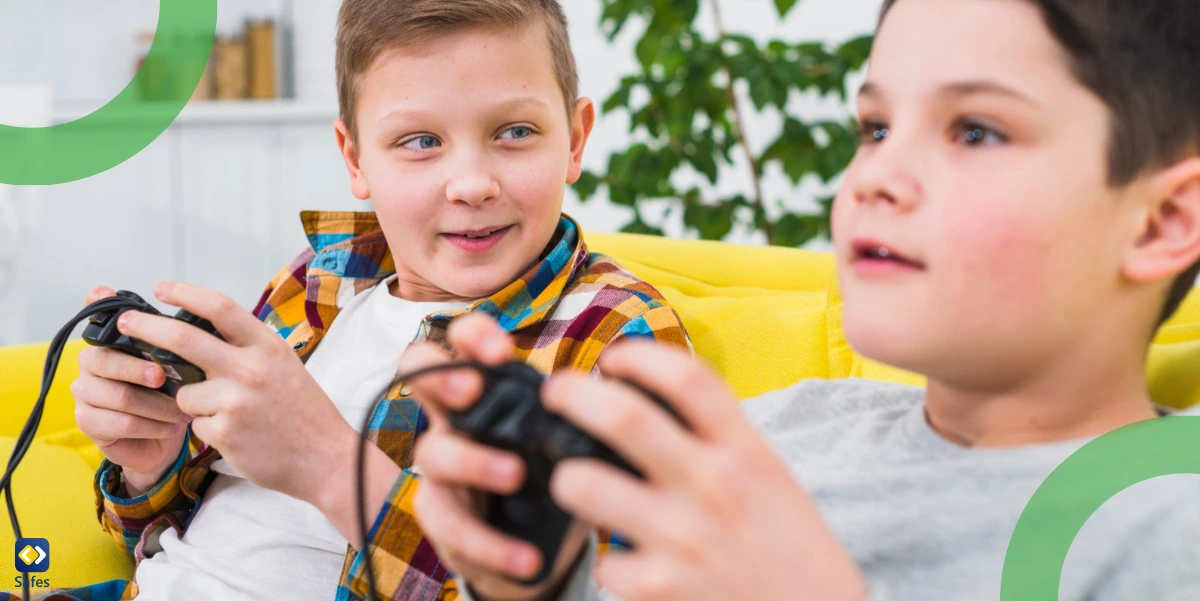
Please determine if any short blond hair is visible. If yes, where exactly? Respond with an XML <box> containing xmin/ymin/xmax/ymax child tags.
<box><xmin>336</xmin><ymin>0</ymin><xmax>579</xmax><ymax>139</ymax></box>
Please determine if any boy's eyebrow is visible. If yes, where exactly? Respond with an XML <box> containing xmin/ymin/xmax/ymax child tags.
<box><xmin>857</xmin><ymin>80</ymin><xmax>1040</xmax><ymax>108</ymax></box>
<box><xmin>493</xmin><ymin>96</ymin><xmax>553</xmax><ymax>113</ymax></box>
<box><xmin>378</xmin><ymin>108</ymin><xmax>437</xmax><ymax>125</ymax></box>
<box><xmin>858</xmin><ymin>81</ymin><xmax>884</xmax><ymax>100</ymax></box>
<box><xmin>378</xmin><ymin>97</ymin><xmax>552</xmax><ymax>125</ymax></box>
<box><xmin>940</xmin><ymin>81</ymin><xmax>1040</xmax><ymax>107</ymax></box>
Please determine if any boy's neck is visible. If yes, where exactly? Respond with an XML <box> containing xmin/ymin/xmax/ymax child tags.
<box><xmin>388</xmin><ymin>275</ymin><xmax>482</xmax><ymax>304</ymax></box>
<box><xmin>922</xmin><ymin>333</ymin><xmax>1160</xmax><ymax>448</ymax></box>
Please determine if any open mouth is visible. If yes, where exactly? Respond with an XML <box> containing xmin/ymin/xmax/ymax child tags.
<box><xmin>851</xmin><ymin>240</ymin><xmax>925</xmax><ymax>270</ymax></box>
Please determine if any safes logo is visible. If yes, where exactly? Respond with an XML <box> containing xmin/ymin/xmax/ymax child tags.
<box><xmin>14</xmin><ymin>538</ymin><xmax>49</xmax><ymax>573</ymax></box>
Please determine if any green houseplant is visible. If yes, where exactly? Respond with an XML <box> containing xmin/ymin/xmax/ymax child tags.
<box><xmin>575</xmin><ymin>0</ymin><xmax>873</xmax><ymax>247</ymax></box>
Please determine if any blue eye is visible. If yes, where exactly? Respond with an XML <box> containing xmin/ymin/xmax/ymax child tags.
<box><xmin>400</xmin><ymin>135</ymin><xmax>441</xmax><ymax>151</ymax></box>
<box><xmin>859</xmin><ymin>120</ymin><xmax>889</xmax><ymax>144</ymax></box>
<box><xmin>500</xmin><ymin>126</ymin><xmax>535</xmax><ymax>140</ymax></box>
<box><xmin>955</xmin><ymin>120</ymin><xmax>1008</xmax><ymax>146</ymax></box>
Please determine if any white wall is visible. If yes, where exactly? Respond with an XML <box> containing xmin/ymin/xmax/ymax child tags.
<box><xmin>0</xmin><ymin>0</ymin><xmax>882</xmax><ymax>344</ymax></box>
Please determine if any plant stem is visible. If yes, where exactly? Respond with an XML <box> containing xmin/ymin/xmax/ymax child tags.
<box><xmin>709</xmin><ymin>0</ymin><xmax>773</xmax><ymax>244</ymax></box>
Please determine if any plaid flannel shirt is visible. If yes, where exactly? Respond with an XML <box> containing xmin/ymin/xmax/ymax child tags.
<box><xmin>8</xmin><ymin>212</ymin><xmax>687</xmax><ymax>601</ymax></box>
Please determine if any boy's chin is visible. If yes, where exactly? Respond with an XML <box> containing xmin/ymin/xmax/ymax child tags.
<box><xmin>842</xmin><ymin>317</ymin><xmax>931</xmax><ymax>375</ymax></box>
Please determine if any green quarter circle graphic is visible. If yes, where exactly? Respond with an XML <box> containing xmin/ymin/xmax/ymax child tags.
<box><xmin>1001</xmin><ymin>416</ymin><xmax>1200</xmax><ymax>600</ymax></box>
<box><xmin>0</xmin><ymin>1</ymin><xmax>217</xmax><ymax>185</ymax></box>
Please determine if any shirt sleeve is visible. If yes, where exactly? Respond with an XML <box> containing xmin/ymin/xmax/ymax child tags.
<box><xmin>455</xmin><ymin>534</ymin><xmax>608</xmax><ymax>601</ymax></box>
<box><xmin>92</xmin><ymin>430</ymin><xmax>195</xmax><ymax>561</ymax></box>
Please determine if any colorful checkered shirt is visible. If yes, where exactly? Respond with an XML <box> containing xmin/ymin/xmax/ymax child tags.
<box><xmin>6</xmin><ymin>212</ymin><xmax>687</xmax><ymax>601</ymax></box>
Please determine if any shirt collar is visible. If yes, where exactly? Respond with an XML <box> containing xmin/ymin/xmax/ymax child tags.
<box><xmin>299</xmin><ymin>210</ymin><xmax>589</xmax><ymax>332</ymax></box>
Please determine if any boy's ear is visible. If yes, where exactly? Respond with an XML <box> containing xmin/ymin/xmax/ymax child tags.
<box><xmin>1123</xmin><ymin>158</ymin><xmax>1200</xmax><ymax>284</ymax></box>
<box><xmin>335</xmin><ymin>119</ymin><xmax>372</xmax><ymax>201</ymax></box>
<box><xmin>565</xmin><ymin>97</ymin><xmax>596</xmax><ymax>185</ymax></box>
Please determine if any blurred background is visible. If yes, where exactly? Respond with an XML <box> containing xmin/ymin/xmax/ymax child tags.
<box><xmin>0</xmin><ymin>0</ymin><xmax>882</xmax><ymax>346</ymax></box>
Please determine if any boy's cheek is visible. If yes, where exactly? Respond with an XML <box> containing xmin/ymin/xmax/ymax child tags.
<box><xmin>938</xmin><ymin>205</ymin><xmax>1062</xmax><ymax>323</ymax></box>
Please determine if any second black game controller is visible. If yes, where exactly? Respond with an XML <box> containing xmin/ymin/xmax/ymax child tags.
<box><xmin>446</xmin><ymin>361</ymin><xmax>676</xmax><ymax>585</ymax></box>
<box><xmin>81</xmin><ymin>290</ymin><xmax>221</xmax><ymax>398</ymax></box>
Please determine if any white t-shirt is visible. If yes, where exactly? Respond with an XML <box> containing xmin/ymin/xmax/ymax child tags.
<box><xmin>133</xmin><ymin>278</ymin><xmax>470</xmax><ymax>601</ymax></box>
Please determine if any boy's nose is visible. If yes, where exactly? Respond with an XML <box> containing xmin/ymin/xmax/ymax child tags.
<box><xmin>850</xmin><ymin>151</ymin><xmax>922</xmax><ymax>212</ymax></box>
<box><xmin>446</xmin><ymin>171</ymin><xmax>501</xmax><ymax>207</ymax></box>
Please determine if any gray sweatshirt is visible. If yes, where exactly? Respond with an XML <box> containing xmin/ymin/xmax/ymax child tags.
<box><xmin>462</xmin><ymin>378</ymin><xmax>1200</xmax><ymax>601</ymax></box>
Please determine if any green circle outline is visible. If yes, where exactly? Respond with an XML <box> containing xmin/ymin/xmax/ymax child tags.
<box><xmin>0</xmin><ymin>1</ymin><xmax>217</xmax><ymax>185</ymax></box>
<box><xmin>1001</xmin><ymin>416</ymin><xmax>1200</xmax><ymax>599</ymax></box>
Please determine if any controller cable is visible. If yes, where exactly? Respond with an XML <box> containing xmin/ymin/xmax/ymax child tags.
<box><xmin>356</xmin><ymin>360</ymin><xmax>499</xmax><ymax>601</ymax></box>
<box><xmin>7</xmin><ymin>294</ymin><xmax>501</xmax><ymax>601</ymax></box>
<box><xmin>3</xmin><ymin>295</ymin><xmax>148</xmax><ymax>601</ymax></box>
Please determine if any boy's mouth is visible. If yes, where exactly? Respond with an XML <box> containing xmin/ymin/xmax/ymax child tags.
<box><xmin>850</xmin><ymin>239</ymin><xmax>925</xmax><ymax>272</ymax></box>
<box><xmin>442</xmin><ymin>225</ymin><xmax>514</xmax><ymax>252</ymax></box>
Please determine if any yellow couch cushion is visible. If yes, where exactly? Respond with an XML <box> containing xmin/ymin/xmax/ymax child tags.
<box><xmin>1</xmin><ymin>340</ymin><xmax>93</xmax><ymax>444</ymax></box>
<box><xmin>0</xmin><ymin>436</ymin><xmax>134</xmax><ymax>589</ymax></box>
<box><xmin>589</xmin><ymin>233</ymin><xmax>1200</xmax><ymax>408</ymax></box>
<box><xmin>2</xmin><ymin>234</ymin><xmax>1199</xmax><ymax>589</ymax></box>
<box><xmin>586</xmin><ymin>232</ymin><xmax>840</xmax><ymax>400</ymax></box>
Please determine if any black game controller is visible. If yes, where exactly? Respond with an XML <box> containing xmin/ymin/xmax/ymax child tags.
<box><xmin>447</xmin><ymin>361</ymin><xmax>674</xmax><ymax>585</ymax></box>
<box><xmin>81</xmin><ymin>290</ymin><xmax>221</xmax><ymax>398</ymax></box>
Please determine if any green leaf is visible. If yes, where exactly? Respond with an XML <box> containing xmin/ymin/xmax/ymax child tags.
<box><xmin>774</xmin><ymin>0</ymin><xmax>800</xmax><ymax>17</ymax></box>
<box><xmin>621</xmin><ymin>219</ymin><xmax>666</xmax><ymax>237</ymax></box>
<box><xmin>602</xmin><ymin>76</ymin><xmax>639</xmax><ymax>115</ymax></box>
<box><xmin>762</xmin><ymin>118</ymin><xmax>819</xmax><ymax>184</ymax></box>
<box><xmin>635</xmin><ymin>32</ymin><xmax>663</xmax><ymax>68</ymax></box>
<box><xmin>686</xmin><ymin>145</ymin><xmax>720</xmax><ymax>184</ymax></box>
<box><xmin>772</xmin><ymin>212</ymin><xmax>823</xmax><ymax>247</ymax></box>
<box><xmin>747</xmin><ymin>72</ymin><xmax>775</xmax><ymax>111</ymax></box>
<box><xmin>572</xmin><ymin>171</ymin><xmax>603</xmax><ymax>202</ymax></box>
<box><xmin>814</xmin><ymin>119</ymin><xmax>860</xmax><ymax>181</ymax></box>
<box><xmin>836</xmin><ymin>34</ymin><xmax>875</xmax><ymax>71</ymax></box>
<box><xmin>683</xmin><ymin>201</ymin><xmax>737</xmax><ymax>241</ymax></box>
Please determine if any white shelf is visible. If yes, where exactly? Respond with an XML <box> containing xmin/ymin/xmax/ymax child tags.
<box><xmin>52</xmin><ymin>100</ymin><xmax>339</xmax><ymax>127</ymax></box>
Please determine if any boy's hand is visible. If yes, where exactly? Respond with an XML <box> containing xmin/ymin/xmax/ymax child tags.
<box><xmin>73</xmin><ymin>286</ymin><xmax>190</xmax><ymax>496</ymax></box>
<box><xmin>406</xmin><ymin>314</ymin><xmax>591</xmax><ymax>601</ymax></box>
<box><xmin>113</xmin><ymin>282</ymin><xmax>369</xmax><ymax>519</ymax></box>
<box><xmin>542</xmin><ymin>343</ymin><xmax>869</xmax><ymax>601</ymax></box>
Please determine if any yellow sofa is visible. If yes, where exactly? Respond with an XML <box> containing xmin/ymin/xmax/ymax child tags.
<box><xmin>3</xmin><ymin>233</ymin><xmax>1200</xmax><ymax>589</ymax></box>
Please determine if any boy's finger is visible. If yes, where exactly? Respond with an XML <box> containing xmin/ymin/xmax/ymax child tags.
<box><xmin>153</xmin><ymin>281</ymin><xmax>271</xmax><ymax>347</ymax></box>
<box><xmin>551</xmin><ymin>458</ymin><xmax>696</xmax><ymax>551</ymax></box>
<box><xmin>75</xmin><ymin>405</ymin><xmax>184</xmax><ymax>442</ymax></box>
<box><xmin>174</xmin><ymin>380</ymin><xmax>226</xmax><ymax>418</ymax></box>
<box><xmin>117</xmin><ymin>311</ymin><xmax>233</xmax><ymax>376</ymax></box>
<box><xmin>72</xmin><ymin>372</ymin><xmax>190</xmax><ymax>425</ymax></box>
<box><xmin>446</xmin><ymin>313</ymin><xmax>514</xmax><ymax>365</ymax></box>
<box><xmin>78</xmin><ymin>346</ymin><xmax>165</xmax><ymax>389</ymax></box>
<box><xmin>412</xmin><ymin>433</ymin><xmax>525</xmax><ymax>494</ymax></box>
<box><xmin>414</xmin><ymin>482</ymin><xmax>542</xmax><ymax>580</ymax></box>
<box><xmin>84</xmin><ymin>285</ymin><xmax>116</xmax><ymax>306</ymax></box>
<box><xmin>542</xmin><ymin>372</ymin><xmax>702</xmax><ymax>486</ymax></box>
<box><xmin>401</xmin><ymin>342</ymin><xmax>484</xmax><ymax>414</ymax></box>
<box><xmin>598</xmin><ymin>342</ymin><xmax>756</xmax><ymax>447</ymax></box>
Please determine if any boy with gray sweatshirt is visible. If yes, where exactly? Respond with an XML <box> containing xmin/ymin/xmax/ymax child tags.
<box><xmin>400</xmin><ymin>1</ymin><xmax>1200</xmax><ymax>600</ymax></box>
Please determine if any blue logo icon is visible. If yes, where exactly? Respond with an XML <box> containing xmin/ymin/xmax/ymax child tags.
<box><xmin>15</xmin><ymin>538</ymin><xmax>49</xmax><ymax>573</ymax></box>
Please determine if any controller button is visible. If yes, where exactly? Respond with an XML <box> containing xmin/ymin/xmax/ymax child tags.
<box><xmin>505</xmin><ymin>499</ymin><xmax>541</xmax><ymax>527</ymax></box>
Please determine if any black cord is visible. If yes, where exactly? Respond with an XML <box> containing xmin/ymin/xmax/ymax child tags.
<box><xmin>7</xmin><ymin>295</ymin><xmax>494</xmax><ymax>601</ymax></box>
<box><xmin>356</xmin><ymin>360</ymin><xmax>495</xmax><ymax>600</ymax></box>
<box><xmin>2</xmin><ymin>296</ymin><xmax>145</xmax><ymax>601</ymax></box>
